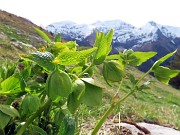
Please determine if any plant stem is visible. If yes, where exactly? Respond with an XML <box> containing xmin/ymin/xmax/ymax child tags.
<box><xmin>92</xmin><ymin>67</ymin><xmax>151</xmax><ymax>134</ymax></box>
<box><xmin>91</xmin><ymin>91</ymin><xmax>134</xmax><ymax>135</ymax></box>
<box><xmin>16</xmin><ymin>98</ymin><xmax>52</xmax><ymax>135</ymax></box>
<box><xmin>135</xmin><ymin>68</ymin><xmax>152</xmax><ymax>85</ymax></box>
<box><xmin>78</xmin><ymin>63</ymin><xmax>94</xmax><ymax>77</ymax></box>
<box><xmin>69</xmin><ymin>73</ymin><xmax>79</xmax><ymax>80</ymax></box>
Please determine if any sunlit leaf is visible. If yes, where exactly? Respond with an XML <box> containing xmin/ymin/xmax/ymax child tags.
<box><xmin>51</xmin><ymin>42</ymin><xmax>70</xmax><ymax>56</ymax></box>
<box><xmin>54</xmin><ymin>33</ymin><xmax>61</xmax><ymax>42</ymax></box>
<box><xmin>128</xmin><ymin>52</ymin><xmax>157</xmax><ymax>66</ymax></box>
<box><xmin>0</xmin><ymin>105</ymin><xmax>19</xmax><ymax>117</ymax></box>
<box><xmin>103</xmin><ymin>61</ymin><xmax>123</xmax><ymax>85</ymax></box>
<box><xmin>34</xmin><ymin>27</ymin><xmax>51</xmax><ymax>43</ymax></box>
<box><xmin>93</xmin><ymin>29</ymin><xmax>114</xmax><ymax>65</ymax></box>
<box><xmin>51</xmin><ymin>41</ymin><xmax>77</xmax><ymax>56</ymax></box>
<box><xmin>1</xmin><ymin>74</ymin><xmax>21</xmax><ymax>92</ymax></box>
<box><xmin>54</xmin><ymin>47</ymin><xmax>97</xmax><ymax>65</ymax></box>
<box><xmin>154</xmin><ymin>66</ymin><xmax>179</xmax><ymax>84</ymax></box>
<box><xmin>106</xmin><ymin>54</ymin><xmax>120</xmax><ymax>60</ymax></box>
<box><xmin>66</xmin><ymin>41</ymin><xmax>77</xmax><ymax>51</ymax></box>
<box><xmin>81</xmin><ymin>80</ymin><xmax>102</xmax><ymax>106</ymax></box>
<box><xmin>105</xmin><ymin>29</ymin><xmax>114</xmax><ymax>55</ymax></box>
<box><xmin>152</xmin><ymin>50</ymin><xmax>177</xmax><ymax>70</ymax></box>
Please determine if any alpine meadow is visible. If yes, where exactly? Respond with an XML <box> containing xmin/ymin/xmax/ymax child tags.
<box><xmin>0</xmin><ymin>10</ymin><xmax>180</xmax><ymax>135</ymax></box>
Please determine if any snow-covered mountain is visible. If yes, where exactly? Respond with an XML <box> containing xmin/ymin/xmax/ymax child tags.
<box><xmin>46</xmin><ymin>20</ymin><xmax>180</xmax><ymax>71</ymax></box>
<box><xmin>46</xmin><ymin>20</ymin><xmax>180</xmax><ymax>46</ymax></box>
<box><xmin>46</xmin><ymin>21</ymin><xmax>92</xmax><ymax>41</ymax></box>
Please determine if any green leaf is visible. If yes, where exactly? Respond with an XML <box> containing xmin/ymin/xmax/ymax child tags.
<box><xmin>51</xmin><ymin>42</ymin><xmax>70</xmax><ymax>56</ymax></box>
<box><xmin>51</xmin><ymin>41</ymin><xmax>77</xmax><ymax>56</ymax></box>
<box><xmin>22</xmin><ymin>51</ymin><xmax>55</xmax><ymax>71</ymax></box>
<box><xmin>46</xmin><ymin>70</ymin><xmax>72</xmax><ymax>100</ymax></box>
<box><xmin>106</xmin><ymin>54</ymin><xmax>120</xmax><ymax>60</ymax></box>
<box><xmin>82</xmin><ymin>64</ymin><xmax>94</xmax><ymax>77</ymax></box>
<box><xmin>154</xmin><ymin>66</ymin><xmax>179</xmax><ymax>84</ymax></box>
<box><xmin>0</xmin><ymin>105</ymin><xmax>19</xmax><ymax>117</ymax></box>
<box><xmin>93</xmin><ymin>29</ymin><xmax>114</xmax><ymax>65</ymax></box>
<box><xmin>19</xmin><ymin>65</ymin><xmax>31</xmax><ymax>80</ymax></box>
<box><xmin>105</xmin><ymin>29</ymin><xmax>114</xmax><ymax>55</ymax></box>
<box><xmin>21</xmin><ymin>95</ymin><xmax>41</xmax><ymax>115</ymax></box>
<box><xmin>54</xmin><ymin>33</ymin><xmax>61</xmax><ymax>42</ymax></box>
<box><xmin>54</xmin><ymin>47</ymin><xmax>97</xmax><ymax>65</ymax></box>
<box><xmin>66</xmin><ymin>41</ymin><xmax>77</xmax><ymax>51</ymax></box>
<box><xmin>31</xmin><ymin>125</ymin><xmax>48</xmax><ymax>135</ymax></box>
<box><xmin>119</xmin><ymin>50</ymin><xmax>157</xmax><ymax>66</ymax></box>
<box><xmin>53</xmin><ymin>109</ymin><xmax>65</xmax><ymax>126</ymax></box>
<box><xmin>152</xmin><ymin>50</ymin><xmax>177</xmax><ymax>70</ymax></box>
<box><xmin>18</xmin><ymin>64</ymin><xmax>31</xmax><ymax>91</ymax></box>
<box><xmin>103</xmin><ymin>61</ymin><xmax>124</xmax><ymax>85</ymax></box>
<box><xmin>4</xmin><ymin>64</ymin><xmax>16</xmax><ymax>80</ymax></box>
<box><xmin>128</xmin><ymin>52</ymin><xmax>157</xmax><ymax>66</ymax></box>
<box><xmin>70</xmin><ymin>66</ymin><xmax>83</xmax><ymax>74</ymax></box>
<box><xmin>0</xmin><ymin>111</ymin><xmax>11</xmax><ymax>129</ymax></box>
<box><xmin>128</xmin><ymin>74</ymin><xmax>138</xmax><ymax>85</ymax></box>
<box><xmin>67</xmin><ymin>79</ymin><xmax>85</xmax><ymax>113</ymax></box>
<box><xmin>1</xmin><ymin>74</ymin><xmax>21</xmax><ymax>93</ymax></box>
<box><xmin>81</xmin><ymin>80</ymin><xmax>103</xmax><ymax>106</ymax></box>
<box><xmin>67</xmin><ymin>93</ymin><xmax>81</xmax><ymax>114</ymax></box>
<box><xmin>58</xmin><ymin>115</ymin><xmax>75</xmax><ymax>135</ymax></box>
<box><xmin>53</xmin><ymin>97</ymin><xmax>67</xmax><ymax>106</ymax></box>
<box><xmin>34</xmin><ymin>27</ymin><xmax>51</xmax><ymax>43</ymax></box>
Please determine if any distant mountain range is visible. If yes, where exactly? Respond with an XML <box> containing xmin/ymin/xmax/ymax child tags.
<box><xmin>1</xmin><ymin>8</ymin><xmax>179</xmax><ymax>71</ymax></box>
<box><xmin>46</xmin><ymin>20</ymin><xmax>180</xmax><ymax>71</ymax></box>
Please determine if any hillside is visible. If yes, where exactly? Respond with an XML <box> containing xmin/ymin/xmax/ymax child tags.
<box><xmin>80</xmin><ymin>66</ymin><xmax>180</xmax><ymax>133</ymax></box>
<box><xmin>0</xmin><ymin>10</ymin><xmax>180</xmax><ymax>134</ymax></box>
<box><xmin>0</xmin><ymin>10</ymin><xmax>53</xmax><ymax>64</ymax></box>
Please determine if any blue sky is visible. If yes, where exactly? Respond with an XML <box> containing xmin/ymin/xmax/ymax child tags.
<box><xmin>0</xmin><ymin>0</ymin><xmax>180</xmax><ymax>27</ymax></box>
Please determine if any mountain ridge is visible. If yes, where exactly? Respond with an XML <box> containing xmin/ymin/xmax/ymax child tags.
<box><xmin>46</xmin><ymin>20</ymin><xmax>180</xmax><ymax>45</ymax></box>
<box><xmin>46</xmin><ymin>20</ymin><xmax>180</xmax><ymax>71</ymax></box>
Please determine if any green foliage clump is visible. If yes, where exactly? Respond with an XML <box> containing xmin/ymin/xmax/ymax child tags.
<box><xmin>0</xmin><ymin>27</ymin><xmax>179</xmax><ymax>135</ymax></box>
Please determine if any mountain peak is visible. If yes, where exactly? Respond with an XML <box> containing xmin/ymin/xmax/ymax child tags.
<box><xmin>93</xmin><ymin>19</ymin><xmax>134</xmax><ymax>29</ymax></box>
<box><xmin>148</xmin><ymin>21</ymin><xmax>157</xmax><ymax>26</ymax></box>
<box><xmin>46</xmin><ymin>19</ymin><xmax>180</xmax><ymax>45</ymax></box>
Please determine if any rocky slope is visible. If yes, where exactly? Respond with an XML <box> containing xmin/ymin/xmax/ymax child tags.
<box><xmin>0</xmin><ymin>10</ymin><xmax>52</xmax><ymax>63</ymax></box>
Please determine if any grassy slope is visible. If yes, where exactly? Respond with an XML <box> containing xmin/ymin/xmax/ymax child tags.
<box><xmin>78</xmin><ymin>66</ymin><xmax>180</xmax><ymax>133</ymax></box>
<box><xmin>0</xmin><ymin>10</ymin><xmax>53</xmax><ymax>64</ymax></box>
<box><xmin>1</xmin><ymin>9</ymin><xmax>179</xmax><ymax>133</ymax></box>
